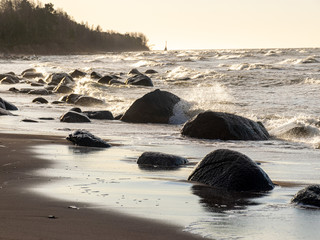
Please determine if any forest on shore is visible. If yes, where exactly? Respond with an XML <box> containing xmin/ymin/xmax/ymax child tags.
<box><xmin>0</xmin><ymin>0</ymin><xmax>149</xmax><ymax>55</ymax></box>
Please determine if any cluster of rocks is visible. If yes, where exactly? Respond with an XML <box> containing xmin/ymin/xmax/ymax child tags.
<box><xmin>2</xmin><ymin>66</ymin><xmax>319</xmax><ymax>209</ymax></box>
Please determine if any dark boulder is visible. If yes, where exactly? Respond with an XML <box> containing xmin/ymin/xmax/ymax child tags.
<box><xmin>22</xmin><ymin>71</ymin><xmax>44</xmax><ymax>79</ymax></box>
<box><xmin>67</xmin><ymin>130</ymin><xmax>111</xmax><ymax>148</ymax></box>
<box><xmin>0</xmin><ymin>74</ymin><xmax>20</xmax><ymax>83</ymax></box>
<box><xmin>145</xmin><ymin>69</ymin><xmax>158</xmax><ymax>74</ymax></box>
<box><xmin>74</xmin><ymin>96</ymin><xmax>104</xmax><ymax>106</ymax></box>
<box><xmin>91</xmin><ymin>71</ymin><xmax>102</xmax><ymax>79</ymax></box>
<box><xmin>32</xmin><ymin>97</ymin><xmax>48</xmax><ymax>104</ymax></box>
<box><xmin>181</xmin><ymin>111</ymin><xmax>270</xmax><ymax>141</ymax></box>
<box><xmin>45</xmin><ymin>73</ymin><xmax>73</xmax><ymax>86</ymax></box>
<box><xmin>60</xmin><ymin>111</ymin><xmax>91</xmax><ymax>123</ymax></box>
<box><xmin>70</xmin><ymin>107</ymin><xmax>82</xmax><ymax>113</ymax></box>
<box><xmin>28</xmin><ymin>89</ymin><xmax>51</xmax><ymax>95</ymax></box>
<box><xmin>8</xmin><ymin>87</ymin><xmax>19</xmax><ymax>92</ymax></box>
<box><xmin>0</xmin><ymin>97</ymin><xmax>18</xmax><ymax>110</ymax></box>
<box><xmin>83</xmin><ymin>111</ymin><xmax>114</xmax><ymax>120</ymax></box>
<box><xmin>70</xmin><ymin>69</ymin><xmax>86</xmax><ymax>78</ymax></box>
<box><xmin>125</xmin><ymin>74</ymin><xmax>153</xmax><ymax>87</ymax></box>
<box><xmin>21</xmin><ymin>68</ymin><xmax>36</xmax><ymax>75</ymax></box>
<box><xmin>188</xmin><ymin>149</ymin><xmax>274</xmax><ymax>192</ymax></box>
<box><xmin>53</xmin><ymin>85</ymin><xmax>73</xmax><ymax>94</ymax></box>
<box><xmin>137</xmin><ymin>152</ymin><xmax>188</xmax><ymax>167</ymax></box>
<box><xmin>98</xmin><ymin>75</ymin><xmax>114</xmax><ymax>84</ymax></box>
<box><xmin>291</xmin><ymin>185</ymin><xmax>320</xmax><ymax>208</ymax></box>
<box><xmin>121</xmin><ymin>89</ymin><xmax>181</xmax><ymax>124</ymax></box>
<box><xmin>60</xmin><ymin>94</ymin><xmax>82</xmax><ymax>104</ymax></box>
<box><xmin>128</xmin><ymin>68</ymin><xmax>142</xmax><ymax>75</ymax></box>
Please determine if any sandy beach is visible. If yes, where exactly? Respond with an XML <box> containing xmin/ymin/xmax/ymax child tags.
<box><xmin>0</xmin><ymin>133</ymin><xmax>204</xmax><ymax>240</ymax></box>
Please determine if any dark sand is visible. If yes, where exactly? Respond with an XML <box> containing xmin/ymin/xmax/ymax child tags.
<box><xmin>0</xmin><ymin>133</ymin><xmax>204</xmax><ymax>240</ymax></box>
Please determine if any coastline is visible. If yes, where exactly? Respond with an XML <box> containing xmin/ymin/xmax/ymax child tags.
<box><xmin>0</xmin><ymin>132</ymin><xmax>204</xmax><ymax>240</ymax></box>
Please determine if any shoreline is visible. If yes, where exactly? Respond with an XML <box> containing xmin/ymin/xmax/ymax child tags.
<box><xmin>0</xmin><ymin>132</ymin><xmax>204</xmax><ymax>240</ymax></box>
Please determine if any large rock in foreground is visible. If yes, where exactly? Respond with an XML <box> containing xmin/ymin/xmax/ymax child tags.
<box><xmin>121</xmin><ymin>89</ymin><xmax>180</xmax><ymax>124</ymax></box>
<box><xmin>291</xmin><ymin>185</ymin><xmax>320</xmax><ymax>208</ymax></box>
<box><xmin>137</xmin><ymin>152</ymin><xmax>188</xmax><ymax>167</ymax></box>
<box><xmin>67</xmin><ymin>130</ymin><xmax>111</xmax><ymax>148</ymax></box>
<box><xmin>188</xmin><ymin>149</ymin><xmax>274</xmax><ymax>192</ymax></box>
<box><xmin>182</xmin><ymin>111</ymin><xmax>269</xmax><ymax>141</ymax></box>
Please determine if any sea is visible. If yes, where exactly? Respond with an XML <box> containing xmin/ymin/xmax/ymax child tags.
<box><xmin>1</xmin><ymin>48</ymin><xmax>320</xmax><ymax>239</ymax></box>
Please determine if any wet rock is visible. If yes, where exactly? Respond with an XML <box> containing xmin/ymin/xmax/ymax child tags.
<box><xmin>0</xmin><ymin>108</ymin><xmax>13</xmax><ymax>116</ymax></box>
<box><xmin>109</xmin><ymin>79</ymin><xmax>125</xmax><ymax>85</ymax></box>
<box><xmin>181</xmin><ymin>111</ymin><xmax>270</xmax><ymax>141</ymax></box>
<box><xmin>145</xmin><ymin>69</ymin><xmax>158</xmax><ymax>74</ymax></box>
<box><xmin>125</xmin><ymin>74</ymin><xmax>153</xmax><ymax>87</ymax></box>
<box><xmin>70</xmin><ymin>69</ymin><xmax>86</xmax><ymax>78</ymax></box>
<box><xmin>98</xmin><ymin>75</ymin><xmax>114</xmax><ymax>84</ymax></box>
<box><xmin>21</xmin><ymin>68</ymin><xmax>36</xmax><ymax>75</ymax></box>
<box><xmin>91</xmin><ymin>71</ymin><xmax>102</xmax><ymax>79</ymax></box>
<box><xmin>1</xmin><ymin>76</ymin><xmax>16</xmax><ymax>84</ymax></box>
<box><xmin>60</xmin><ymin>94</ymin><xmax>82</xmax><ymax>104</ymax></box>
<box><xmin>28</xmin><ymin>89</ymin><xmax>51</xmax><ymax>95</ymax></box>
<box><xmin>53</xmin><ymin>85</ymin><xmax>73</xmax><ymax>94</ymax></box>
<box><xmin>51</xmin><ymin>101</ymin><xmax>65</xmax><ymax>105</ymax></box>
<box><xmin>70</xmin><ymin>107</ymin><xmax>82</xmax><ymax>113</ymax></box>
<box><xmin>45</xmin><ymin>73</ymin><xmax>73</xmax><ymax>86</ymax></box>
<box><xmin>291</xmin><ymin>185</ymin><xmax>320</xmax><ymax>208</ymax></box>
<box><xmin>128</xmin><ymin>68</ymin><xmax>142</xmax><ymax>75</ymax></box>
<box><xmin>137</xmin><ymin>152</ymin><xmax>188</xmax><ymax>167</ymax></box>
<box><xmin>22</xmin><ymin>119</ymin><xmax>39</xmax><ymax>123</ymax></box>
<box><xmin>0</xmin><ymin>97</ymin><xmax>18</xmax><ymax>110</ymax></box>
<box><xmin>0</xmin><ymin>74</ymin><xmax>20</xmax><ymax>83</ymax></box>
<box><xmin>38</xmin><ymin>79</ymin><xmax>46</xmax><ymax>84</ymax></box>
<box><xmin>32</xmin><ymin>97</ymin><xmax>48</xmax><ymax>104</ymax></box>
<box><xmin>67</xmin><ymin>130</ymin><xmax>111</xmax><ymax>148</ymax></box>
<box><xmin>121</xmin><ymin>89</ymin><xmax>181</xmax><ymax>124</ymax></box>
<box><xmin>188</xmin><ymin>149</ymin><xmax>274</xmax><ymax>192</ymax></box>
<box><xmin>83</xmin><ymin>110</ymin><xmax>114</xmax><ymax>120</ymax></box>
<box><xmin>74</xmin><ymin>96</ymin><xmax>104</xmax><ymax>107</ymax></box>
<box><xmin>22</xmin><ymin>71</ymin><xmax>44</xmax><ymax>79</ymax></box>
<box><xmin>30</xmin><ymin>82</ymin><xmax>44</xmax><ymax>87</ymax></box>
<box><xmin>39</xmin><ymin>117</ymin><xmax>55</xmax><ymax>120</ymax></box>
<box><xmin>272</xmin><ymin>122</ymin><xmax>318</xmax><ymax>139</ymax></box>
<box><xmin>8</xmin><ymin>87</ymin><xmax>19</xmax><ymax>92</ymax></box>
<box><xmin>60</xmin><ymin>111</ymin><xmax>91</xmax><ymax>123</ymax></box>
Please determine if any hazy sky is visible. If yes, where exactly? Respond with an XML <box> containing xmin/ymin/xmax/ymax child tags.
<box><xmin>39</xmin><ymin>0</ymin><xmax>320</xmax><ymax>50</ymax></box>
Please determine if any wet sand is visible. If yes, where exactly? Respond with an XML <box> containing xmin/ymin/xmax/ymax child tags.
<box><xmin>0</xmin><ymin>133</ymin><xmax>204</xmax><ymax>240</ymax></box>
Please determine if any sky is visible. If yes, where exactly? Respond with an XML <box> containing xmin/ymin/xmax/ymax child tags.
<box><xmin>39</xmin><ymin>0</ymin><xmax>320</xmax><ymax>50</ymax></box>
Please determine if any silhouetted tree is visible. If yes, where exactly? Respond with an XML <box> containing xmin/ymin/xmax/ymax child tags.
<box><xmin>0</xmin><ymin>0</ymin><xmax>149</xmax><ymax>54</ymax></box>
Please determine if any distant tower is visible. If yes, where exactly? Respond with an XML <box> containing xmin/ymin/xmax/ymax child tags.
<box><xmin>164</xmin><ymin>41</ymin><xmax>167</xmax><ymax>51</ymax></box>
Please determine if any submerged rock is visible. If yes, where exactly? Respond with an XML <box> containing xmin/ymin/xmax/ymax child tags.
<box><xmin>32</xmin><ymin>97</ymin><xmax>48</xmax><ymax>104</ymax></box>
<box><xmin>181</xmin><ymin>111</ymin><xmax>270</xmax><ymax>141</ymax></box>
<box><xmin>145</xmin><ymin>69</ymin><xmax>158</xmax><ymax>74</ymax></box>
<box><xmin>125</xmin><ymin>74</ymin><xmax>153</xmax><ymax>87</ymax></box>
<box><xmin>121</xmin><ymin>89</ymin><xmax>181</xmax><ymax>124</ymax></box>
<box><xmin>128</xmin><ymin>68</ymin><xmax>142</xmax><ymax>75</ymax></box>
<box><xmin>0</xmin><ymin>108</ymin><xmax>13</xmax><ymax>116</ymax></box>
<box><xmin>188</xmin><ymin>149</ymin><xmax>274</xmax><ymax>192</ymax></box>
<box><xmin>83</xmin><ymin>110</ymin><xmax>114</xmax><ymax>120</ymax></box>
<box><xmin>291</xmin><ymin>185</ymin><xmax>320</xmax><ymax>208</ymax></box>
<box><xmin>28</xmin><ymin>89</ymin><xmax>51</xmax><ymax>95</ymax></box>
<box><xmin>98</xmin><ymin>75</ymin><xmax>114</xmax><ymax>84</ymax></box>
<box><xmin>70</xmin><ymin>69</ymin><xmax>86</xmax><ymax>78</ymax></box>
<box><xmin>74</xmin><ymin>96</ymin><xmax>104</xmax><ymax>106</ymax></box>
<box><xmin>60</xmin><ymin>111</ymin><xmax>91</xmax><ymax>123</ymax></box>
<box><xmin>91</xmin><ymin>71</ymin><xmax>102</xmax><ymax>79</ymax></box>
<box><xmin>22</xmin><ymin>71</ymin><xmax>44</xmax><ymax>79</ymax></box>
<box><xmin>67</xmin><ymin>130</ymin><xmax>111</xmax><ymax>148</ymax></box>
<box><xmin>60</xmin><ymin>93</ymin><xmax>82</xmax><ymax>104</ymax></box>
<box><xmin>137</xmin><ymin>152</ymin><xmax>188</xmax><ymax>167</ymax></box>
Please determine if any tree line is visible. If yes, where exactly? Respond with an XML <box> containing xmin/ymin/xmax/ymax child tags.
<box><xmin>0</xmin><ymin>0</ymin><xmax>149</xmax><ymax>54</ymax></box>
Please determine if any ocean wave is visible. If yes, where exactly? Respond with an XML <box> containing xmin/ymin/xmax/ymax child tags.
<box><xmin>279</xmin><ymin>56</ymin><xmax>319</xmax><ymax>65</ymax></box>
<box><xmin>303</xmin><ymin>78</ymin><xmax>320</xmax><ymax>85</ymax></box>
<box><xmin>165</xmin><ymin>66</ymin><xmax>217</xmax><ymax>81</ymax></box>
<box><xmin>131</xmin><ymin>60</ymin><xmax>158</xmax><ymax>68</ymax></box>
<box><xmin>229</xmin><ymin>63</ymin><xmax>282</xmax><ymax>71</ymax></box>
